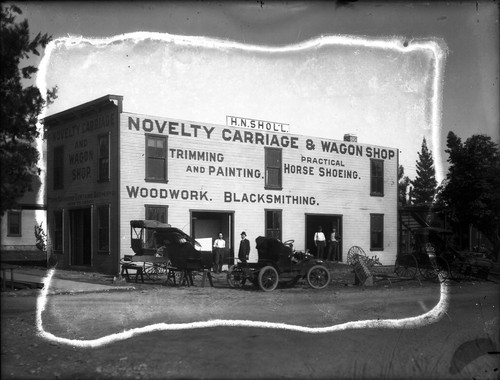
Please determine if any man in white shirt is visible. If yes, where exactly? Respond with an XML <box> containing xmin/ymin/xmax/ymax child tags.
<box><xmin>213</xmin><ymin>232</ymin><xmax>226</xmax><ymax>273</ymax></box>
<box><xmin>314</xmin><ymin>226</ymin><xmax>326</xmax><ymax>260</ymax></box>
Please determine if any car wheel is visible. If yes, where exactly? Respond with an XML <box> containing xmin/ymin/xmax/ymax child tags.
<box><xmin>306</xmin><ymin>265</ymin><xmax>330</xmax><ymax>289</ymax></box>
<box><xmin>258</xmin><ymin>266</ymin><xmax>279</xmax><ymax>292</ymax></box>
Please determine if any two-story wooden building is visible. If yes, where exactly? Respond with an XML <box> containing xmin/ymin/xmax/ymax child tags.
<box><xmin>43</xmin><ymin>95</ymin><xmax>399</xmax><ymax>275</ymax></box>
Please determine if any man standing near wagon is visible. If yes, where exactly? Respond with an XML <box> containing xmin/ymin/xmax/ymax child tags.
<box><xmin>238</xmin><ymin>231</ymin><xmax>250</xmax><ymax>265</ymax></box>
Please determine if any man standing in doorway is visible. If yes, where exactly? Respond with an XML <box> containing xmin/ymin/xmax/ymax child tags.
<box><xmin>213</xmin><ymin>232</ymin><xmax>226</xmax><ymax>273</ymax></box>
<box><xmin>238</xmin><ymin>231</ymin><xmax>250</xmax><ymax>265</ymax></box>
<box><xmin>327</xmin><ymin>228</ymin><xmax>340</xmax><ymax>261</ymax></box>
<box><xmin>314</xmin><ymin>226</ymin><xmax>326</xmax><ymax>260</ymax></box>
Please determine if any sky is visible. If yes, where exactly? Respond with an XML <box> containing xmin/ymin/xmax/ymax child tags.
<box><xmin>11</xmin><ymin>0</ymin><xmax>500</xmax><ymax>184</ymax></box>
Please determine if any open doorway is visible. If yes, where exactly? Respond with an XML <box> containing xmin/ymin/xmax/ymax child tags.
<box><xmin>191</xmin><ymin>211</ymin><xmax>234</xmax><ymax>267</ymax></box>
<box><xmin>69</xmin><ymin>208</ymin><xmax>92</xmax><ymax>266</ymax></box>
<box><xmin>305</xmin><ymin>214</ymin><xmax>343</xmax><ymax>261</ymax></box>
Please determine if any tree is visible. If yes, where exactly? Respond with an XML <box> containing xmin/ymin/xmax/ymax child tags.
<box><xmin>398</xmin><ymin>165</ymin><xmax>411</xmax><ymax>205</ymax></box>
<box><xmin>0</xmin><ymin>5</ymin><xmax>57</xmax><ymax>215</ymax></box>
<box><xmin>411</xmin><ymin>137</ymin><xmax>437</xmax><ymax>205</ymax></box>
<box><xmin>438</xmin><ymin>131</ymin><xmax>500</xmax><ymax>262</ymax></box>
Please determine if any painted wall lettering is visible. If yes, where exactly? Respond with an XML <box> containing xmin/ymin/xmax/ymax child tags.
<box><xmin>170</xmin><ymin>148</ymin><xmax>224</xmax><ymax>162</ymax></box>
<box><xmin>224</xmin><ymin>192</ymin><xmax>316</xmax><ymax>205</ymax></box>
<box><xmin>126</xmin><ymin>186</ymin><xmax>210</xmax><ymax>201</ymax></box>
<box><xmin>72</xmin><ymin>166</ymin><xmax>92</xmax><ymax>181</ymax></box>
<box><xmin>301</xmin><ymin>155</ymin><xmax>345</xmax><ymax>166</ymax></box>
<box><xmin>365</xmin><ymin>147</ymin><xmax>396</xmax><ymax>160</ymax></box>
<box><xmin>226</xmin><ymin>115</ymin><xmax>290</xmax><ymax>133</ymax></box>
<box><xmin>50</xmin><ymin>112</ymin><xmax>115</xmax><ymax>141</ymax></box>
<box><xmin>221</xmin><ymin>129</ymin><xmax>299</xmax><ymax>149</ymax></box>
<box><xmin>128</xmin><ymin>117</ymin><xmax>215</xmax><ymax>139</ymax></box>
<box><xmin>284</xmin><ymin>164</ymin><xmax>315</xmax><ymax>175</ymax></box>
<box><xmin>318</xmin><ymin>168</ymin><xmax>359</xmax><ymax>179</ymax></box>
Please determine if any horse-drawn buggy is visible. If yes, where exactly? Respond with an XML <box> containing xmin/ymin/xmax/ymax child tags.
<box><xmin>121</xmin><ymin>220</ymin><xmax>213</xmax><ymax>285</ymax></box>
<box><xmin>226</xmin><ymin>236</ymin><xmax>331</xmax><ymax>291</ymax></box>
<box><xmin>393</xmin><ymin>227</ymin><xmax>493</xmax><ymax>283</ymax></box>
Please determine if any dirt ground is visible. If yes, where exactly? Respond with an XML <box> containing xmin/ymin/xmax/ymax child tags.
<box><xmin>1</xmin><ymin>264</ymin><xmax>498</xmax><ymax>379</ymax></box>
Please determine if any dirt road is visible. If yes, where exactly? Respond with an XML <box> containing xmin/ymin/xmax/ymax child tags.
<box><xmin>1</xmin><ymin>274</ymin><xmax>498</xmax><ymax>379</ymax></box>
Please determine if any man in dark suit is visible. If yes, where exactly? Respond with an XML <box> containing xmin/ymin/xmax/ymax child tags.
<box><xmin>238</xmin><ymin>231</ymin><xmax>250</xmax><ymax>264</ymax></box>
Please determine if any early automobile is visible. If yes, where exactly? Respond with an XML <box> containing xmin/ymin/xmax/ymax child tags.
<box><xmin>227</xmin><ymin>236</ymin><xmax>331</xmax><ymax>292</ymax></box>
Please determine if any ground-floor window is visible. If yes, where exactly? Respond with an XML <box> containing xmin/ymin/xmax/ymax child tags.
<box><xmin>145</xmin><ymin>205</ymin><xmax>168</xmax><ymax>223</ymax></box>
<box><xmin>97</xmin><ymin>205</ymin><xmax>110</xmax><ymax>252</ymax></box>
<box><xmin>7</xmin><ymin>211</ymin><xmax>21</xmax><ymax>236</ymax></box>
<box><xmin>145</xmin><ymin>205</ymin><xmax>168</xmax><ymax>245</ymax></box>
<box><xmin>265</xmin><ymin>209</ymin><xmax>282</xmax><ymax>240</ymax></box>
<box><xmin>370</xmin><ymin>213</ymin><xmax>384</xmax><ymax>251</ymax></box>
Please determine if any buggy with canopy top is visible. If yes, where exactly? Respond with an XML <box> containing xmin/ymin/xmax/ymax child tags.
<box><xmin>123</xmin><ymin>220</ymin><xmax>213</xmax><ymax>284</ymax></box>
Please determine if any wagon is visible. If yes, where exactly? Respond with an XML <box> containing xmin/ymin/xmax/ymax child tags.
<box><xmin>122</xmin><ymin>220</ymin><xmax>213</xmax><ymax>285</ymax></box>
<box><xmin>226</xmin><ymin>237</ymin><xmax>331</xmax><ymax>292</ymax></box>
<box><xmin>395</xmin><ymin>227</ymin><xmax>493</xmax><ymax>283</ymax></box>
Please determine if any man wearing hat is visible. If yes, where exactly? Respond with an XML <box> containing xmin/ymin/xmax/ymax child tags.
<box><xmin>238</xmin><ymin>231</ymin><xmax>250</xmax><ymax>264</ymax></box>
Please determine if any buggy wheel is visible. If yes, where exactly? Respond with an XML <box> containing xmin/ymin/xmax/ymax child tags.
<box><xmin>394</xmin><ymin>254</ymin><xmax>418</xmax><ymax>279</ymax></box>
<box><xmin>258</xmin><ymin>266</ymin><xmax>279</xmax><ymax>292</ymax></box>
<box><xmin>227</xmin><ymin>265</ymin><xmax>246</xmax><ymax>288</ymax></box>
<box><xmin>436</xmin><ymin>257</ymin><xmax>450</xmax><ymax>282</ymax></box>
<box><xmin>451</xmin><ymin>263</ymin><xmax>471</xmax><ymax>282</ymax></box>
<box><xmin>419</xmin><ymin>257</ymin><xmax>450</xmax><ymax>283</ymax></box>
<box><xmin>347</xmin><ymin>246</ymin><xmax>366</xmax><ymax>266</ymax></box>
<box><xmin>306</xmin><ymin>265</ymin><xmax>331</xmax><ymax>289</ymax></box>
<box><xmin>144</xmin><ymin>263</ymin><xmax>168</xmax><ymax>281</ymax></box>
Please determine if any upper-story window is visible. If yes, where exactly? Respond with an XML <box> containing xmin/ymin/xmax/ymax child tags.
<box><xmin>265</xmin><ymin>147</ymin><xmax>282</xmax><ymax>190</ymax></box>
<box><xmin>53</xmin><ymin>146</ymin><xmax>64</xmax><ymax>190</ymax></box>
<box><xmin>98</xmin><ymin>134</ymin><xmax>110</xmax><ymax>182</ymax></box>
<box><xmin>370</xmin><ymin>159</ymin><xmax>384</xmax><ymax>196</ymax></box>
<box><xmin>146</xmin><ymin>135</ymin><xmax>168</xmax><ymax>182</ymax></box>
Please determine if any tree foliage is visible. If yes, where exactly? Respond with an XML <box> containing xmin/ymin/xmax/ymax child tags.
<box><xmin>398</xmin><ymin>165</ymin><xmax>410</xmax><ymax>205</ymax></box>
<box><xmin>411</xmin><ymin>137</ymin><xmax>437</xmax><ymax>205</ymax></box>
<box><xmin>438</xmin><ymin>131</ymin><xmax>500</xmax><ymax>261</ymax></box>
<box><xmin>0</xmin><ymin>5</ymin><xmax>57</xmax><ymax>215</ymax></box>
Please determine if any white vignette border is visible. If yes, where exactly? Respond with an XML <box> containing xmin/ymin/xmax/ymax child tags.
<box><xmin>35</xmin><ymin>33</ymin><xmax>448</xmax><ymax>348</ymax></box>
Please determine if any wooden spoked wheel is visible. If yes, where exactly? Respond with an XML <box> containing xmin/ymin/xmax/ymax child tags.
<box><xmin>347</xmin><ymin>246</ymin><xmax>366</xmax><ymax>266</ymax></box>
<box><xmin>227</xmin><ymin>265</ymin><xmax>246</xmax><ymax>288</ymax></box>
<box><xmin>144</xmin><ymin>262</ymin><xmax>168</xmax><ymax>281</ymax></box>
<box><xmin>394</xmin><ymin>254</ymin><xmax>418</xmax><ymax>279</ymax></box>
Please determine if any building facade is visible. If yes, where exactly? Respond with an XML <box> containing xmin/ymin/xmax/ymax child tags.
<box><xmin>44</xmin><ymin>95</ymin><xmax>399</xmax><ymax>275</ymax></box>
<box><xmin>0</xmin><ymin>176</ymin><xmax>47</xmax><ymax>264</ymax></box>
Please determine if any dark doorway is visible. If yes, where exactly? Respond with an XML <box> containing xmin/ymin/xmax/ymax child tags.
<box><xmin>191</xmin><ymin>211</ymin><xmax>234</xmax><ymax>266</ymax></box>
<box><xmin>305</xmin><ymin>214</ymin><xmax>343</xmax><ymax>261</ymax></box>
<box><xmin>69</xmin><ymin>208</ymin><xmax>92</xmax><ymax>266</ymax></box>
